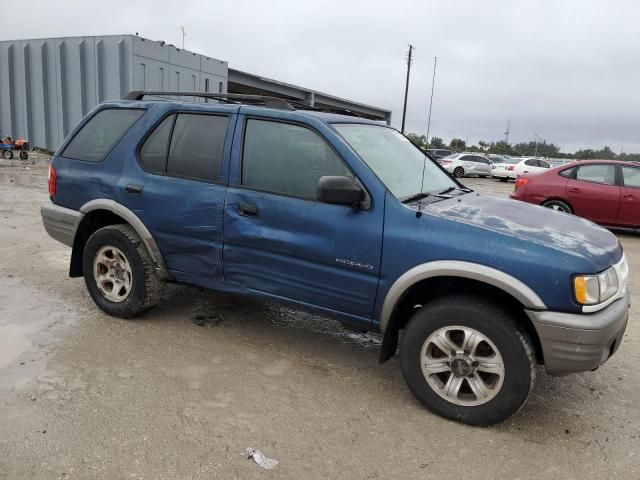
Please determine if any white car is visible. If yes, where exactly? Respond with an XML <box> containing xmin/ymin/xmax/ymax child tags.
<box><xmin>492</xmin><ymin>157</ymin><xmax>551</xmax><ymax>181</ymax></box>
<box><xmin>438</xmin><ymin>153</ymin><xmax>492</xmax><ymax>178</ymax></box>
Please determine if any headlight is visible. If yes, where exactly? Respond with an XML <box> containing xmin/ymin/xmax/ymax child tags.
<box><xmin>574</xmin><ymin>266</ymin><xmax>619</xmax><ymax>305</ymax></box>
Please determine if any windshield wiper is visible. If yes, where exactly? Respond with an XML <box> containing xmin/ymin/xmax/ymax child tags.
<box><xmin>439</xmin><ymin>186</ymin><xmax>473</xmax><ymax>195</ymax></box>
<box><xmin>401</xmin><ymin>192</ymin><xmax>451</xmax><ymax>204</ymax></box>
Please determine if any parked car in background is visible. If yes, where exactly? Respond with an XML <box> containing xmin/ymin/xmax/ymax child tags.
<box><xmin>510</xmin><ymin>160</ymin><xmax>640</xmax><ymax>229</ymax></box>
<box><xmin>438</xmin><ymin>153</ymin><xmax>492</xmax><ymax>178</ymax></box>
<box><xmin>487</xmin><ymin>154</ymin><xmax>511</xmax><ymax>164</ymax></box>
<box><xmin>492</xmin><ymin>157</ymin><xmax>551</xmax><ymax>181</ymax></box>
<box><xmin>427</xmin><ymin>148</ymin><xmax>455</xmax><ymax>159</ymax></box>
<box><xmin>549</xmin><ymin>158</ymin><xmax>571</xmax><ymax>167</ymax></box>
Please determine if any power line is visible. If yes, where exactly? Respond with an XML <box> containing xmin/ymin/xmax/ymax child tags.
<box><xmin>401</xmin><ymin>44</ymin><xmax>414</xmax><ymax>134</ymax></box>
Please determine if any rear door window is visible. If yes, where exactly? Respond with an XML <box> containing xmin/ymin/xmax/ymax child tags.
<box><xmin>166</xmin><ymin>114</ymin><xmax>229</xmax><ymax>182</ymax></box>
<box><xmin>622</xmin><ymin>166</ymin><xmax>640</xmax><ymax>188</ymax></box>
<box><xmin>575</xmin><ymin>164</ymin><xmax>616</xmax><ymax>185</ymax></box>
<box><xmin>63</xmin><ymin>109</ymin><xmax>143</xmax><ymax>162</ymax></box>
<box><xmin>139</xmin><ymin>115</ymin><xmax>175</xmax><ymax>175</ymax></box>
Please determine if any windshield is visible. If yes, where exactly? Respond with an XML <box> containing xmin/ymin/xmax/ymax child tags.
<box><xmin>333</xmin><ymin>124</ymin><xmax>456</xmax><ymax>199</ymax></box>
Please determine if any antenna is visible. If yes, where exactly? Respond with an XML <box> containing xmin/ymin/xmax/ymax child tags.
<box><xmin>180</xmin><ymin>26</ymin><xmax>187</xmax><ymax>49</ymax></box>
<box><xmin>401</xmin><ymin>44</ymin><xmax>414</xmax><ymax>134</ymax></box>
<box><xmin>417</xmin><ymin>56</ymin><xmax>438</xmax><ymax>214</ymax></box>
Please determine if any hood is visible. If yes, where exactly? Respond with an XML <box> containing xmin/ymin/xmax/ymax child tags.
<box><xmin>426</xmin><ymin>193</ymin><xmax>621</xmax><ymax>270</ymax></box>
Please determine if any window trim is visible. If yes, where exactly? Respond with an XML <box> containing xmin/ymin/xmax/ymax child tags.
<box><xmin>135</xmin><ymin>110</ymin><xmax>231</xmax><ymax>185</ymax></box>
<box><xmin>62</xmin><ymin>107</ymin><xmax>146</xmax><ymax>163</ymax></box>
<box><xmin>621</xmin><ymin>165</ymin><xmax>640</xmax><ymax>189</ymax></box>
<box><xmin>235</xmin><ymin>116</ymin><xmax>369</xmax><ymax>207</ymax></box>
<box><xmin>573</xmin><ymin>163</ymin><xmax>618</xmax><ymax>187</ymax></box>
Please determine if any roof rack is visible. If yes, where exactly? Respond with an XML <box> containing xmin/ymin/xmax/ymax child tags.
<box><xmin>123</xmin><ymin>90</ymin><xmax>369</xmax><ymax>119</ymax></box>
<box><xmin>123</xmin><ymin>91</ymin><xmax>295</xmax><ymax>111</ymax></box>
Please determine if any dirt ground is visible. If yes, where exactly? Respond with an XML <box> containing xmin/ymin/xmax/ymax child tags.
<box><xmin>0</xmin><ymin>165</ymin><xmax>638</xmax><ymax>479</ymax></box>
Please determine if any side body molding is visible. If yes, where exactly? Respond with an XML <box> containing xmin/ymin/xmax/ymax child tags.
<box><xmin>80</xmin><ymin>199</ymin><xmax>169</xmax><ymax>279</ymax></box>
<box><xmin>379</xmin><ymin>260</ymin><xmax>547</xmax><ymax>333</ymax></box>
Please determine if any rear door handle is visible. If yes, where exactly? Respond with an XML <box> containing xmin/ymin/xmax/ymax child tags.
<box><xmin>238</xmin><ymin>203</ymin><xmax>258</xmax><ymax>217</ymax></box>
<box><xmin>569</xmin><ymin>188</ymin><xmax>580</xmax><ymax>193</ymax></box>
<box><xmin>125</xmin><ymin>184</ymin><xmax>143</xmax><ymax>194</ymax></box>
<box><xmin>624</xmin><ymin>195</ymin><xmax>636</xmax><ymax>200</ymax></box>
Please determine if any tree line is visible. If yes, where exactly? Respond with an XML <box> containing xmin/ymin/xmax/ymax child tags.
<box><xmin>405</xmin><ymin>133</ymin><xmax>640</xmax><ymax>162</ymax></box>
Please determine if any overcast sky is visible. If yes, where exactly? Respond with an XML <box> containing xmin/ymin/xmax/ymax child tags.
<box><xmin>3</xmin><ymin>0</ymin><xmax>640</xmax><ymax>153</ymax></box>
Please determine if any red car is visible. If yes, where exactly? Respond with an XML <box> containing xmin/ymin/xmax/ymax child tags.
<box><xmin>510</xmin><ymin>160</ymin><xmax>640</xmax><ymax>229</ymax></box>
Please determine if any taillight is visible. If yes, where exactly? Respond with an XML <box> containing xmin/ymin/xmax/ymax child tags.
<box><xmin>440</xmin><ymin>160</ymin><xmax>452</xmax><ymax>165</ymax></box>
<box><xmin>514</xmin><ymin>177</ymin><xmax>530</xmax><ymax>190</ymax></box>
<box><xmin>48</xmin><ymin>163</ymin><xmax>57</xmax><ymax>197</ymax></box>
<box><xmin>507</xmin><ymin>166</ymin><xmax>515</xmax><ymax>171</ymax></box>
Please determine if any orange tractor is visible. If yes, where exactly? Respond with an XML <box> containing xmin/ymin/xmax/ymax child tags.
<box><xmin>0</xmin><ymin>136</ymin><xmax>29</xmax><ymax>160</ymax></box>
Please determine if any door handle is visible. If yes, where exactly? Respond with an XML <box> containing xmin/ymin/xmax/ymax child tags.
<box><xmin>569</xmin><ymin>188</ymin><xmax>580</xmax><ymax>193</ymax></box>
<box><xmin>624</xmin><ymin>195</ymin><xmax>635</xmax><ymax>200</ymax></box>
<box><xmin>125</xmin><ymin>184</ymin><xmax>143</xmax><ymax>194</ymax></box>
<box><xmin>238</xmin><ymin>203</ymin><xmax>258</xmax><ymax>217</ymax></box>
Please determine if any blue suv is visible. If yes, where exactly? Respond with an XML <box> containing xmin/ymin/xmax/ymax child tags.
<box><xmin>41</xmin><ymin>91</ymin><xmax>630</xmax><ymax>425</ymax></box>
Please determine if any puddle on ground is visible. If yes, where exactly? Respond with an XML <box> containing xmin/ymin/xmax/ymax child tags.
<box><xmin>0</xmin><ymin>279</ymin><xmax>79</xmax><ymax>389</ymax></box>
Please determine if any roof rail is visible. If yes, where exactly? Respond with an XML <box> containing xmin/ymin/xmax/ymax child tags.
<box><xmin>123</xmin><ymin>91</ymin><xmax>295</xmax><ymax>111</ymax></box>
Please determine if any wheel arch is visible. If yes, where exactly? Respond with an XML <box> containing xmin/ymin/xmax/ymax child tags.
<box><xmin>69</xmin><ymin>199</ymin><xmax>169</xmax><ymax>279</ymax></box>
<box><xmin>378</xmin><ymin>261</ymin><xmax>546</xmax><ymax>364</ymax></box>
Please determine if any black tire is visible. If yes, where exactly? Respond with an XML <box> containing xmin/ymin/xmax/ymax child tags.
<box><xmin>453</xmin><ymin>167</ymin><xmax>464</xmax><ymax>178</ymax></box>
<box><xmin>82</xmin><ymin>224</ymin><xmax>164</xmax><ymax>319</ymax></box>
<box><xmin>19</xmin><ymin>150</ymin><xmax>28</xmax><ymax>160</ymax></box>
<box><xmin>2</xmin><ymin>150</ymin><xmax>13</xmax><ymax>159</ymax></box>
<box><xmin>542</xmin><ymin>199</ymin><xmax>572</xmax><ymax>214</ymax></box>
<box><xmin>499</xmin><ymin>177</ymin><xmax>508</xmax><ymax>182</ymax></box>
<box><xmin>400</xmin><ymin>294</ymin><xmax>536</xmax><ymax>426</ymax></box>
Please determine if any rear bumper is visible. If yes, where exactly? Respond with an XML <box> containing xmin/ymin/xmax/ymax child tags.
<box><xmin>491</xmin><ymin>171</ymin><xmax>513</xmax><ymax>179</ymax></box>
<box><xmin>526</xmin><ymin>291</ymin><xmax>629</xmax><ymax>375</ymax></box>
<box><xmin>41</xmin><ymin>202</ymin><xmax>83</xmax><ymax>247</ymax></box>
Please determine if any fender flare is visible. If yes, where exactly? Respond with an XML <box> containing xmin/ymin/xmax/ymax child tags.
<box><xmin>80</xmin><ymin>199</ymin><xmax>169</xmax><ymax>279</ymax></box>
<box><xmin>379</xmin><ymin>260</ymin><xmax>546</xmax><ymax>333</ymax></box>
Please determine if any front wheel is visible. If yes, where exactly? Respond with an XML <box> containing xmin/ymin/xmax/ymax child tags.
<box><xmin>542</xmin><ymin>199</ymin><xmax>572</xmax><ymax>213</ymax></box>
<box><xmin>2</xmin><ymin>150</ymin><xmax>13</xmax><ymax>159</ymax></box>
<box><xmin>400</xmin><ymin>295</ymin><xmax>536</xmax><ymax>426</ymax></box>
<box><xmin>83</xmin><ymin>224</ymin><xmax>164</xmax><ymax>319</ymax></box>
<box><xmin>453</xmin><ymin>167</ymin><xmax>464</xmax><ymax>178</ymax></box>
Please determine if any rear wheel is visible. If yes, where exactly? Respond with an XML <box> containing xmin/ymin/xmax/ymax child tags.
<box><xmin>19</xmin><ymin>150</ymin><xmax>28</xmax><ymax>160</ymax></box>
<box><xmin>83</xmin><ymin>224</ymin><xmax>164</xmax><ymax>319</ymax></box>
<box><xmin>2</xmin><ymin>150</ymin><xmax>13</xmax><ymax>159</ymax></box>
<box><xmin>453</xmin><ymin>167</ymin><xmax>464</xmax><ymax>178</ymax></box>
<box><xmin>542</xmin><ymin>199</ymin><xmax>572</xmax><ymax>213</ymax></box>
<box><xmin>400</xmin><ymin>294</ymin><xmax>536</xmax><ymax>426</ymax></box>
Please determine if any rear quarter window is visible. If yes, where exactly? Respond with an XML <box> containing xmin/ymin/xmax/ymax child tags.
<box><xmin>62</xmin><ymin>109</ymin><xmax>144</xmax><ymax>162</ymax></box>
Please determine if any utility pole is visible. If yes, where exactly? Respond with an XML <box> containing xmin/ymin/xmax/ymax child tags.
<box><xmin>401</xmin><ymin>44</ymin><xmax>414</xmax><ymax>134</ymax></box>
<box><xmin>180</xmin><ymin>26</ymin><xmax>187</xmax><ymax>49</ymax></box>
<box><xmin>504</xmin><ymin>119</ymin><xmax>510</xmax><ymax>143</ymax></box>
<box><xmin>534</xmin><ymin>133</ymin><xmax>542</xmax><ymax>157</ymax></box>
<box><xmin>425</xmin><ymin>56</ymin><xmax>437</xmax><ymax>148</ymax></box>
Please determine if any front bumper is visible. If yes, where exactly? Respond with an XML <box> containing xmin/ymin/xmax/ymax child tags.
<box><xmin>525</xmin><ymin>291</ymin><xmax>629</xmax><ymax>375</ymax></box>
<box><xmin>41</xmin><ymin>202</ymin><xmax>84</xmax><ymax>247</ymax></box>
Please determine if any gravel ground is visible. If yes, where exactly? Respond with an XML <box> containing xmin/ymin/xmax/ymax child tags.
<box><xmin>0</xmin><ymin>167</ymin><xmax>638</xmax><ymax>479</ymax></box>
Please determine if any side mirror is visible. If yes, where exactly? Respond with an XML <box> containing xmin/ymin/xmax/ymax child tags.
<box><xmin>317</xmin><ymin>176</ymin><xmax>365</xmax><ymax>207</ymax></box>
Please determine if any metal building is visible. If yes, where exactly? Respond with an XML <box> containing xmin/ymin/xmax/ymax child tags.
<box><xmin>0</xmin><ymin>34</ymin><xmax>391</xmax><ymax>151</ymax></box>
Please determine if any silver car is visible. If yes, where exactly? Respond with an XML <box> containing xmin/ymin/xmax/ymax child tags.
<box><xmin>438</xmin><ymin>153</ymin><xmax>493</xmax><ymax>178</ymax></box>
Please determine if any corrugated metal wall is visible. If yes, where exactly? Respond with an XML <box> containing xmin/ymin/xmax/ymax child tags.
<box><xmin>0</xmin><ymin>35</ymin><xmax>228</xmax><ymax>151</ymax></box>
